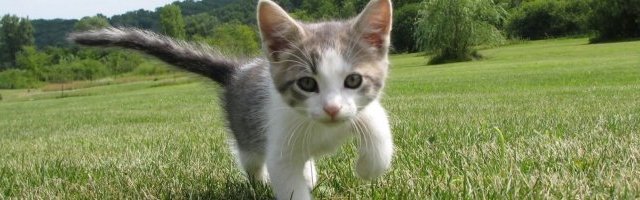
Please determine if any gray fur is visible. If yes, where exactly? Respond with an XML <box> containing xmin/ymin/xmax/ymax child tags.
<box><xmin>68</xmin><ymin>27</ymin><xmax>240</xmax><ymax>85</ymax></box>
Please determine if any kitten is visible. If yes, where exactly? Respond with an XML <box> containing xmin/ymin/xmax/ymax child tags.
<box><xmin>69</xmin><ymin>0</ymin><xmax>394</xmax><ymax>199</ymax></box>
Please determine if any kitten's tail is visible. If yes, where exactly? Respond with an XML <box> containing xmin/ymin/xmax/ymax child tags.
<box><xmin>68</xmin><ymin>27</ymin><xmax>238</xmax><ymax>86</ymax></box>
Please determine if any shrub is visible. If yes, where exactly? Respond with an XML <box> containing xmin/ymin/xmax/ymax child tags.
<box><xmin>589</xmin><ymin>0</ymin><xmax>640</xmax><ymax>42</ymax></box>
<box><xmin>0</xmin><ymin>69</ymin><xmax>42</xmax><ymax>89</ymax></box>
<box><xmin>193</xmin><ymin>23</ymin><xmax>260</xmax><ymax>56</ymax></box>
<box><xmin>46</xmin><ymin>59</ymin><xmax>110</xmax><ymax>82</ymax></box>
<box><xmin>506</xmin><ymin>0</ymin><xmax>590</xmax><ymax>40</ymax></box>
<box><xmin>102</xmin><ymin>51</ymin><xmax>143</xmax><ymax>75</ymax></box>
<box><xmin>131</xmin><ymin>61</ymin><xmax>171</xmax><ymax>76</ymax></box>
<box><xmin>415</xmin><ymin>0</ymin><xmax>506</xmax><ymax>64</ymax></box>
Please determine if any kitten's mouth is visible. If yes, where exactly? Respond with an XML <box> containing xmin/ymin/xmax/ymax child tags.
<box><xmin>318</xmin><ymin>117</ymin><xmax>349</xmax><ymax>125</ymax></box>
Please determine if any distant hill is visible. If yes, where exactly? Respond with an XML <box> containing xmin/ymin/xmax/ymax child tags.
<box><xmin>30</xmin><ymin>0</ymin><xmax>419</xmax><ymax>51</ymax></box>
<box><xmin>32</xmin><ymin>0</ymin><xmax>256</xmax><ymax>48</ymax></box>
<box><xmin>32</xmin><ymin>19</ymin><xmax>77</xmax><ymax>47</ymax></box>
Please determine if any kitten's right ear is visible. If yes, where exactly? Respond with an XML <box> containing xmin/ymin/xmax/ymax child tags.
<box><xmin>257</xmin><ymin>0</ymin><xmax>305</xmax><ymax>59</ymax></box>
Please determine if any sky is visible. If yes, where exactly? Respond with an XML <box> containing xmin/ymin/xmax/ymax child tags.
<box><xmin>0</xmin><ymin>0</ymin><xmax>179</xmax><ymax>20</ymax></box>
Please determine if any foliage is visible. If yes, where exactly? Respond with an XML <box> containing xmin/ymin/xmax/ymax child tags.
<box><xmin>0</xmin><ymin>15</ymin><xmax>35</xmax><ymax>68</ymax></box>
<box><xmin>131</xmin><ymin>61</ymin><xmax>172</xmax><ymax>76</ymax></box>
<box><xmin>102</xmin><ymin>51</ymin><xmax>144</xmax><ymax>75</ymax></box>
<box><xmin>0</xmin><ymin>69</ymin><xmax>42</xmax><ymax>89</ymax></box>
<box><xmin>159</xmin><ymin>4</ymin><xmax>187</xmax><ymax>39</ymax></box>
<box><xmin>46</xmin><ymin>59</ymin><xmax>110</xmax><ymax>83</ymax></box>
<box><xmin>74</xmin><ymin>15</ymin><xmax>110</xmax><ymax>32</ymax></box>
<box><xmin>506</xmin><ymin>0</ymin><xmax>590</xmax><ymax>40</ymax></box>
<box><xmin>392</xmin><ymin>3</ymin><xmax>421</xmax><ymax>53</ymax></box>
<box><xmin>184</xmin><ymin>13</ymin><xmax>220</xmax><ymax>38</ymax></box>
<box><xmin>15</xmin><ymin>46</ymin><xmax>53</xmax><ymax>80</ymax></box>
<box><xmin>415</xmin><ymin>0</ymin><xmax>507</xmax><ymax>64</ymax></box>
<box><xmin>32</xmin><ymin>19</ymin><xmax>77</xmax><ymax>47</ymax></box>
<box><xmin>194</xmin><ymin>23</ymin><xmax>260</xmax><ymax>56</ymax></box>
<box><xmin>110</xmin><ymin>9</ymin><xmax>160</xmax><ymax>31</ymax></box>
<box><xmin>26</xmin><ymin>0</ymin><xmax>432</xmax><ymax>55</ymax></box>
<box><xmin>589</xmin><ymin>0</ymin><xmax>640</xmax><ymax>42</ymax></box>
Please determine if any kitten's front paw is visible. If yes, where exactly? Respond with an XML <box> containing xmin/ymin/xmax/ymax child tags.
<box><xmin>356</xmin><ymin>156</ymin><xmax>391</xmax><ymax>180</ymax></box>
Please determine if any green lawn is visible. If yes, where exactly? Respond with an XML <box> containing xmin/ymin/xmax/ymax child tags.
<box><xmin>1</xmin><ymin>38</ymin><xmax>639</xmax><ymax>199</ymax></box>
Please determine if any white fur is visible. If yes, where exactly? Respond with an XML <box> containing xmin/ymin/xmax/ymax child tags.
<box><xmin>240</xmin><ymin>48</ymin><xmax>394</xmax><ymax>200</ymax></box>
<box><xmin>264</xmin><ymin>90</ymin><xmax>392</xmax><ymax>200</ymax></box>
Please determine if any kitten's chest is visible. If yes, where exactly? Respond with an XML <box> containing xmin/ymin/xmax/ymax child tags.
<box><xmin>305</xmin><ymin>125</ymin><xmax>353</xmax><ymax>156</ymax></box>
<box><xmin>267</xmin><ymin>110</ymin><xmax>354</xmax><ymax>157</ymax></box>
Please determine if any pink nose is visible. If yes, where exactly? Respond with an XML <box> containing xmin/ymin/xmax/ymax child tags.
<box><xmin>323</xmin><ymin>105</ymin><xmax>341</xmax><ymax>118</ymax></box>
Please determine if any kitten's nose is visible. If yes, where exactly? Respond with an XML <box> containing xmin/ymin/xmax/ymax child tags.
<box><xmin>323</xmin><ymin>105</ymin><xmax>341</xmax><ymax>118</ymax></box>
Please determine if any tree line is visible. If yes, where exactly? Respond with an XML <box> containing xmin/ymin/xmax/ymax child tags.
<box><xmin>416</xmin><ymin>0</ymin><xmax>640</xmax><ymax>64</ymax></box>
<box><xmin>1</xmin><ymin>0</ymin><xmax>639</xmax><ymax>89</ymax></box>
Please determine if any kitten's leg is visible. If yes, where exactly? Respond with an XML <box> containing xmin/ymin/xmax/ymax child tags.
<box><xmin>354</xmin><ymin>101</ymin><xmax>394</xmax><ymax>180</ymax></box>
<box><xmin>238</xmin><ymin>150</ymin><xmax>269</xmax><ymax>184</ymax></box>
<box><xmin>266</xmin><ymin>150</ymin><xmax>312</xmax><ymax>200</ymax></box>
<box><xmin>303</xmin><ymin>159</ymin><xmax>317</xmax><ymax>188</ymax></box>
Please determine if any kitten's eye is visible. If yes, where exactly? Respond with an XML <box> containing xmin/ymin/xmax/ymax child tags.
<box><xmin>344</xmin><ymin>74</ymin><xmax>363</xmax><ymax>89</ymax></box>
<box><xmin>297</xmin><ymin>77</ymin><xmax>319</xmax><ymax>92</ymax></box>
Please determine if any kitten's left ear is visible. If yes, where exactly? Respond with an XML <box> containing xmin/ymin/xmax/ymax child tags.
<box><xmin>353</xmin><ymin>0</ymin><xmax>393</xmax><ymax>50</ymax></box>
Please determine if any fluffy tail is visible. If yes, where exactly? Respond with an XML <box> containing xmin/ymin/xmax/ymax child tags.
<box><xmin>69</xmin><ymin>27</ymin><xmax>239</xmax><ymax>85</ymax></box>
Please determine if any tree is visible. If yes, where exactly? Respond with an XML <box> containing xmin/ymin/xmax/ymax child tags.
<box><xmin>506</xmin><ymin>0</ymin><xmax>590</xmax><ymax>40</ymax></box>
<box><xmin>74</xmin><ymin>15</ymin><xmax>110</xmax><ymax>31</ymax></box>
<box><xmin>110</xmin><ymin>9</ymin><xmax>159</xmax><ymax>31</ymax></box>
<box><xmin>301</xmin><ymin>0</ymin><xmax>339</xmax><ymax>19</ymax></box>
<box><xmin>15</xmin><ymin>46</ymin><xmax>52</xmax><ymax>80</ymax></box>
<box><xmin>102</xmin><ymin>50</ymin><xmax>143</xmax><ymax>75</ymax></box>
<box><xmin>415</xmin><ymin>0</ymin><xmax>507</xmax><ymax>64</ymax></box>
<box><xmin>159</xmin><ymin>4</ymin><xmax>186</xmax><ymax>39</ymax></box>
<box><xmin>32</xmin><ymin>19</ymin><xmax>77</xmax><ymax>47</ymax></box>
<box><xmin>589</xmin><ymin>0</ymin><xmax>640</xmax><ymax>42</ymax></box>
<box><xmin>194</xmin><ymin>23</ymin><xmax>260</xmax><ymax>56</ymax></box>
<box><xmin>184</xmin><ymin>13</ymin><xmax>219</xmax><ymax>38</ymax></box>
<box><xmin>392</xmin><ymin>3</ymin><xmax>421</xmax><ymax>53</ymax></box>
<box><xmin>0</xmin><ymin>15</ymin><xmax>35</xmax><ymax>68</ymax></box>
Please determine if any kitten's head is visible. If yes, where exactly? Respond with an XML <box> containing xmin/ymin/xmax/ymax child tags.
<box><xmin>258</xmin><ymin>0</ymin><xmax>392</xmax><ymax>124</ymax></box>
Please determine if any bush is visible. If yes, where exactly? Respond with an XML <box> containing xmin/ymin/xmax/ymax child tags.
<box><xmin>46</xmin><ymin>59</ymin><xmax>110</xmax><ymax>83</ymax></box>
<box><xmin>193</xmin><ymin>23</ymin><xmax>260</xmax><ymax>56</ymax></box>
<box><xmin>506</xmin><ymin>0</ymin><xmax>590</xmax><ymax>40</ymax></box>
<box><xmin>0</xmin><ymin>69</ymin><xmax>42</xmax><ymax>89</ymax></box>
<box><xmin>102</xmin><ymin>51</ymin><xmax>143</xmax><ymax>75</ymax></box>
<box><xmin>131</xmin><ymin>61</ymin><xmax>171</xmax><ymax>76</ymax></box>
<box><xmin>589</xmin><ymin>0</ymin><xmax>640</xmax><ymax>42</ymax></box>
<box><xmin>415</xmin><ymin>0</ymin><xmax>506</xmax><ymax>64</ymax></box>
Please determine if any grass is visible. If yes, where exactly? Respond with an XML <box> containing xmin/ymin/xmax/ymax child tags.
<box><xmin>1</xmin><ymin>38</ymin><xmax>639</xmax><ymax>199</ymax></box>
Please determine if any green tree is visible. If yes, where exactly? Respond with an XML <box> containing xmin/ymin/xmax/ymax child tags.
<box><xmin>506</xmin><ymin>0</ymin><xmax>590</xmax><ymax>40</ymax></box>
<box><xmin>102</xmin><ymin>50</ymin><xmax>144</xmax><ymax>75</ymax></box>
<box><xmin>589</xmin><ymin>0</ymin><xmax>640</xmax><ymax>42</ymax></box>
<box><xmin>74</xmin><ymin>15</ymin><xmax>110</xmax><ymax>31</ymax></box>
<box><xmin>415</xmin><ymin>0</ymin><xmax>507</xmax><ymax>64</ymax></box>
<box><xmin>159</xmin><ymin>4</ymin><xmax>186</xmax><ymax>39</ymax></box>
<box><xmin>0</xmin><ymin>15</ymin><xmax>35</xmax><ymax>68</ymax></box>
<box><xmin>194</xmin><ymin>23</ymin><xmax>260</xmax><ymax>56</ymax></box>
<box><xmin>0</xmin><ymin>69</ymin><xmax>41</xmax><ymax>89</ymax></box>
<box><xmin>184</xmin><ymin>13</ymin><xmax>219</xmax><ymax>38</ymax></box>
<box><xmin>15</xmin><ymin>46</ymin><xmax>52</xmax><ymax>80</ymax></box>
<box><xmin>301</xmin><ymin>0</ymin><xmax>338</xmax><ymax>19</ymax></box>
<box><xmin>393</xmin><ymin>3</ymin><xmax>421</xmax><ymax>53</ymax></box>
